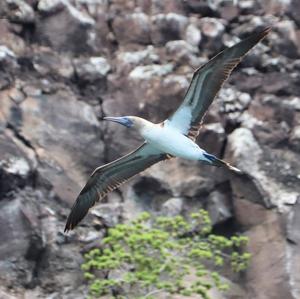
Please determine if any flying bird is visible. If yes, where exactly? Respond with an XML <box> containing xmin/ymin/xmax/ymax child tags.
<box><xmin>65</xmin><ymin>27</ymin><xmax>270</xmax><ymax>232</ymax></box>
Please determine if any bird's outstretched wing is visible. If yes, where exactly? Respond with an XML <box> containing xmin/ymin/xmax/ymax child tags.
<box><xmin>165</xmin><ymin>27</ymin><xmax>271</xmax><ymax>141</ymax></box>
<box><xmin>64</xmin><ymin>143</ymin><xmax>168</xmax><ymax>231</ymax></box>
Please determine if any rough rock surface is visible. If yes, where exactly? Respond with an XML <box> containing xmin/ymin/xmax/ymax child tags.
<box><xmin>0</xmin><ymin>0</ymin><xmax>300</xmax><ymax>298</ymax></box>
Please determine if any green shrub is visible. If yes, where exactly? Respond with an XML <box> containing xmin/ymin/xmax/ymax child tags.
<box><xmin>82</xmin><ymin>210</ymin><xmax>250</xmax><ymax>298</ymax></box>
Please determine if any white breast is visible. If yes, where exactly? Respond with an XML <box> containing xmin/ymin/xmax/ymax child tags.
<box><xmin>141</xmin><ymin>124</ymin><xmax>203</xmax><ymax>160</ymax></box>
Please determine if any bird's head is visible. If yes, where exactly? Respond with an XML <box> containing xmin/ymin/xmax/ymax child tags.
<box><xmin>103</xmin><ymin>116</ymin><xmax>149</xmax><ymax>131</ymax></box>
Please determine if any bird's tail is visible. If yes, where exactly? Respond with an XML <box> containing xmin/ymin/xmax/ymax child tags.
<box><xmin>202</xmin><ymin>153</ymin><xmax>242</xmax><ymax>174</ymax></box>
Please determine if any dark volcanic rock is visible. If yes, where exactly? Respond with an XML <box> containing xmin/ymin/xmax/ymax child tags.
<box><xmin>112</xmin><ymin>12</ymin><xmax>151</xmax><ymax>45</ymax></box>
<box><xmin>37</xmin><ymin>0</ymin><xmax>65</xmax><ymax>15</ymax></box>
<box><xmin>0</xmin><ymin>188</ymin><xmax>46</xmax><ymax>289</ymax></box>
<box><xmin>220</xmin><ymin>3</ymin><xmax>239</xmax><ymax>21</ymax></box>
<box><xmin>35</xmin><ymin>1</ymin><xmax>95</xmax><ymax>53</ymax></box>
<box><xmin>32</xmin><ymin>48</ymin><xmax>74</xmax><ymax>79</ymax></box>
<box><xmin>165</xmin><ymin>40</ymin><xmax>201</xmax><ymax>67</ymax></box>
<box><xmin>289</xmin><ymin>125</ymin><xmax>300</xmax><ymax>151</ymax></box>
<box><xmin>161</xmin><ymin>197</ymin><xmax>184</xmax><ymax>217</ymax></box>
<box><xmin>199</xmin><ymin>17</ymin><xmax>225</xmax><ymax>53</ymax></box>
<box><xmin>207</xmin><ymin>190</ymin><xmax>232</xmax><ymax>226</ymax></box>
<box><xmin>0</xmin><ymin>131</ymin><xmax>33</xmax><ymax>196</ymax></box>
<box><xmin>0</xmin><ymin>19</ymin><xmax>26</xmax><ymax>55</ymax></box>
<box><xmin>183</xmin><ymin>0</ymin><xmax>219</xmax><ymax>16</ymax></box>
<box><xmin>197</xmin><ymin>123</ymin><xmax>225</xmax><ymax>157</ymax></box>
<box><xmin>271</xmin><ymin>21</ymin><xmax>299</xmax><ymax>59</ymax></box>
<box><xmin>286</xmin><ymin>199</ymin><xmax>300</xmax><ymax>299</ymax></box>
<box><xmin>289</xmin><ymin>0</ymin><xmax>300</xmax><ymax>27</ymax></box>
<box><xmin>74</xmin><ymin>56</ymin><xmax>111</xmax><ymax>82</ymax></box>
<box><xmin>185</xmin><ymin>22</ymin><xmax>202</xmax><ymax>47</ymax></box>
<box><xmin>0</xmin><ymin>45</ymin><xmax>18</xmax><ymax>69</ymax></box>
<box><xmin>287</xmin><ymin>199</ymin><xmax>300</xmax><ymax>245</ymax></box>
<box><xmin>4</xmin><ymin>0</ymin><xmax>35</xmax><ymax>24</ymax></box>
<box><xmin>131</xmin><ymin>176</ymin><xmax>172</xmax><ymax>211</ymax></box>
<box><xmin>20</xmin><ymin>91</ymin><xmax>103</xmax><ymax>170</ymax></box>
<box><xmin>151</xmin><ymin>13</ymin><xmax>188</xmax><ymax>45</ymax></box>
<box><xmin>226</xmin><ymin>127</ymin><xmax>299</xmax><ymax>209</ymax></box>
<box><xmin>245</xmin><ymin>210</ymin><xmax>295</xmax><ymax>299</ymax></box>
<box><xmin>116</xmin><ymin>46</ymin><xmax>160</xmax><ymax>71</ymax></box>
<box><xmin>0</xmin><ymin>198</ymin><xmax>34</xmax><ymax>260</ymax></box>
<box><xmin>0</xmin><ymin>86</ymin><xmax>104</xmax><ymax>205</ymax></box>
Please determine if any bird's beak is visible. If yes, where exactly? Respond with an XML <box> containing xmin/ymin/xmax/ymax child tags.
<box><xmin>103</xmin><ymin>116</ymin><xmax>133</xmax><ymax>128</ymax></box>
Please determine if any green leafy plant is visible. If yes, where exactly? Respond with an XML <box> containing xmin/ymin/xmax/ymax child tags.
<box><xmin>82</xmin><ymin>210</ymin><xmax>250</xmax><ymax>299</ymax></box>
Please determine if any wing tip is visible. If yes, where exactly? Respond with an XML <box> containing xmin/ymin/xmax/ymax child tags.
<box><xmin>246</xmin><ymin>26</ymin><xmax>271</xmax><ymax>46</ymax></box>
<box><xmin>64</xmin><ymin>223</ymin><xmax>72</xmax><ymax>233</ymax></box>
<box><xmin>64</xmin><ymin>215</ymin><xmax>76</xmax><ymax>233</ymax></box>
<box><xmin>64</xmin><ymin>194</ymin><xmax>91</xmax><ymax>233</ymax></box>
<box><xmin>192</xmin><ymin>26</ymin><xmax>271</xmax><ymax>74</ymax></box>
<box><xmin>258</xmin><ymin>26</ymin><xmax>272</xmax><ymax>39</ymax></box>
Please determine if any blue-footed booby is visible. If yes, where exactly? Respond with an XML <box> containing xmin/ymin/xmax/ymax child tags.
<box><xmin>65</xmin><ymin>27</ymin><xmax>270</xmax><ymax>231</ymax></box>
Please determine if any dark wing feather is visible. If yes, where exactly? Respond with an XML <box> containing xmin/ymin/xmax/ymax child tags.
<box><xmin>64</xmin><ymin>143</ymin><xmax>168</xmax><ymax>231</ymax></box>
<box><xmin>167</xmin><ymin>27</ymin><xmax>271</xmax><ymax>141</ymax></box>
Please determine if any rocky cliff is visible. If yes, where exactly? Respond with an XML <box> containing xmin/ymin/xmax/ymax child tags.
<box><xmin>1</xmin><ymin>0</ymin><xmax>300</xmax><ymax>298</ymax></box>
